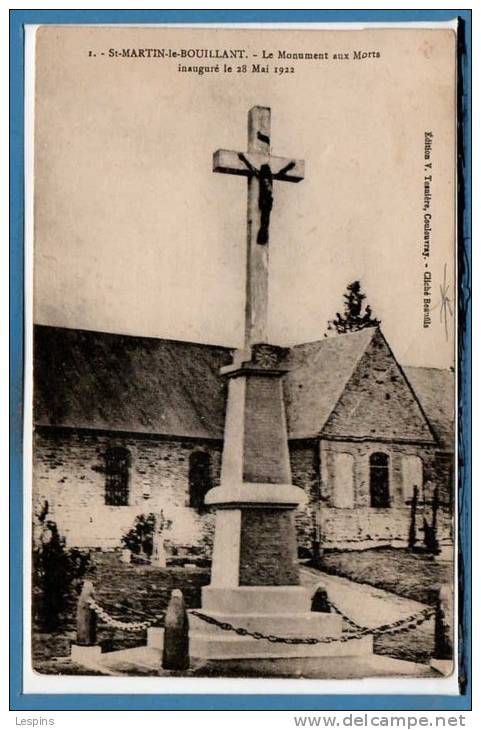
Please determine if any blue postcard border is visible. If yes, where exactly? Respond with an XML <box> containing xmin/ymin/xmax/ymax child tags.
<box><xmin>9</xmin><ymin>8</ymin><xmax>472</xmax><ymax>712</ymax></box>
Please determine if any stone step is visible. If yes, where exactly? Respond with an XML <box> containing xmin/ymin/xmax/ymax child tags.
<box><xmin>193</xmin><ymin>654</ymin><xmax>439</xmax><ymax>679</ymax></box>
<box><xmin>188</xmin><ymin>610</ymin><xmax>342</xmax><ymax>637</ymax></box>
<box><xmin>83</xmin><ymin>644</ymin><xmax>439</xmax><ymax>679</ymax></box>
<box><xmin>189</xmin><ymin>631</ymin><xmax>373</xmax><ymax>660</ymax></box>
<box><xmin>202</xmin><ymin>585</ymin><xmax>312</xmax><ymax>614</ymax></box>
<box><xmin>147</xmin><ymin>625</ymin><xmax>372</xmax><ymax>660</ymax></box>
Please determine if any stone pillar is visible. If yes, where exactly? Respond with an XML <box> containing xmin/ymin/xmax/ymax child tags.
<box><xmin>431</xmin><ymin>583</ymin><xmax>454</xmax><ymax>676</ymax></box>
<box><xmin>188</xmin><ymin>344</ymin><xmax>369</xmax><ymax>661</ymax></box>
<box><xmin>71</xmin><ymin>579</ymin><xmax>102</xmax><ymax>665</ymax></box>
<box><xmin>434</xmin><ymin>584</ymin><xmax>454</xmax><ymax>660</ymax></box>
<box><xmin>76</xmin><ymin>579</ymin><xmax>97</xmax><ymax>646</ymax></box>
<box><xmin>162</xmin><ymin>589</ymin><xmax>189</xmax><ymax>670</ymax></box>
<box><xmin>206</xmin><ymin>344</ymin><xmax>304</xmax><ymax>590</ymax></box>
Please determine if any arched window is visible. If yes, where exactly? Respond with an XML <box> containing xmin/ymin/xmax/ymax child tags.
<box><xmin>369</xmin><ymin>452</ymin><xmax>390</xmax><ymax>508</ymax></box>
<box><xmin>189</xmin><ymin>451</ymin><xmax>212</xmax><ymax>508</ymax></box>
<box><xmin>105</xmin><ymin>447</ymin><xmax>131</xmax><ymax>506</ymax></box>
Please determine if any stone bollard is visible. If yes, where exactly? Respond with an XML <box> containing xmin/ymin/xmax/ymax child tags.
<box><xmin>71</xmin><ymin>579</ymin><xmax>102</xmax><ymax>665</ymax></box>
<box><xmin>162</xmin><ymin>589</ymin><xmax>190</xmax><ymax>670</ymax></box>
<box><xmin>430</xmin><ymin>583</ymin><xmax>454</xmax><ymax>676</ymax></box>
<box><xmin>434</xmin><ymin>584</ymin><xmax>453</xmax><ymax>660</ymax></box>
<box><xmin>76</xmin><ymin>579</ymin><xmax>97</xmax><ymax>645</ymax></box>
<box><xmin>311</xmin><ymin>586</ymin><xmax>331</xmax><ymax>613</ymax></box>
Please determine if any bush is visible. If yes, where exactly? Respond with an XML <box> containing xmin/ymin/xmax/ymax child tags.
<box><xmin>32</xmin><ymin>512</ymin><xmax>91</xmax><ymax>632</ymax></box>
<box><xmin>121</xmin><ymin>513</ymin><xmax>156</xmax><ymax>557</ymax></box>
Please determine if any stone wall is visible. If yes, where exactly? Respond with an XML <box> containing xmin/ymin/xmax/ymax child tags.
<box><xmin>289</xmin><ymin>440</ymin><xmax>320</xmax><ymax>553</ymax></box>
<box><xmin>33</xmin><ymin>429</ymin><xmax>322</xmax><ymax>556</ymax></box>
<box><xmin>33</xmin><ymin>428</ymin><xmax>221</xmax><ymax>552</ymax></box>
<box><xmin>323</xmin><ymin>330</ymin><xmax>436</xmax><ymax>443</ymax></box>
<box><xmin>33</xmin><ymin>428</ymin><xmax>453</xmax><ymax>555</ymax></box>
<box><xmin>318</xmin><ymin>439</ymin><xmax>453</xmax><ymax>549</ymax></box>
<box><xmin>319</xmin><ymin>505</ymin><xmax>452</xmax><ymax>550</ymax></box>
<box><xmin>320</xmin><ymin>439</ymin><xmax>453</xmax><ymax>506</ymax></box>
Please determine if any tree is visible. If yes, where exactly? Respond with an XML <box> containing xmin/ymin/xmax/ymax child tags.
<box><xmin>327</xmin><ymin>280</ymin><xmax>380</xmax><ymax>335</ymax></box>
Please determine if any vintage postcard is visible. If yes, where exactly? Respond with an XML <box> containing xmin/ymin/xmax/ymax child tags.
<box><xmin>23</xmin><ymin>20</ymin><xmax>463</xmax><ymax>696</ymax></box>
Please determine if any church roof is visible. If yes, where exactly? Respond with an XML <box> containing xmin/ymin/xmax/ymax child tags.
<box><xmin>283</xmin><ymin>328</ymin><xmax>377</xmax><ymax>439</ymax></box>
<box><xmin>402</xmin><ymin>366</ymin><xmax>455</xmax><ymax>449</ymax></box>
<box><xmin>33</xmin><ymin>325</ymin><xmax>231</xmax><ymax>439</ymax></box>
<box><xmin>33</xmin><ymin>324</ymin><xmax>454</xmax><ymax>448</ymax></box>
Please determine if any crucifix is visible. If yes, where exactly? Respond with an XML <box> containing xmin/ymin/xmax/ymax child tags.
<box><xmin>189</xmin><ymin>107</ymin><xmax>367</xmax><ymax>666</ymax></box>
<box><xmin>213</xmin><ymin>106</ymin><xmax>305</xmax><ymax>347</ymax></box>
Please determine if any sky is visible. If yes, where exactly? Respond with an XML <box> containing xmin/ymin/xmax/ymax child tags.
<box><xmin>33</xmin><ymin>25</ymin><xmax>456</xmax><ymax>368</ymax></box>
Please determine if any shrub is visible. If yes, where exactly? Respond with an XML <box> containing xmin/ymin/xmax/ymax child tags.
<box><xmin>121</xmin><ymin>513</ymin><xmax>156</xmax><ymax>558</ymax></box>
<box><xmin>32</xmin><ymin>505</ymin><xmax>91</xmax><ymax>631</ymax></box>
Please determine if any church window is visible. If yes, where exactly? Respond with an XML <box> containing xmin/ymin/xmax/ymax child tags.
<box><xmin>105</xmin><ymin>447</ymin><xmax>131</xmax><ymax>506</ymax></box>
<box><xmin>189</xmin><ymin>451</ymin><xmax>212</xmax><ymax>508</ymax></box>
<box><xmin>369</xmin><ymin>452</ymin><xmax>390</xmax><ymax>508</ymax></box>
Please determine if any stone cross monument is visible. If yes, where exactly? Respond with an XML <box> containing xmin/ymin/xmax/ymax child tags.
<box><xmin>189</xmin><ymin>107</ymin><xmax>371</xmax><ymax>663</ymax></box>
<box><xmin>207</xmin><ymin>106</ymin><xmax>306</xmax><ymax>590</ymax></box>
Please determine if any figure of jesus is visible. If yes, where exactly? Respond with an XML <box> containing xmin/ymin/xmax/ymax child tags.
<box><xmin>238</xmin><ymin>152</ymin><xmax>298</xmax><ymax>245</ymax></box>
<box><xmin>238</xmin><ymin>153</ymin><xmax>273</xmax><ymax>244</ymax></box>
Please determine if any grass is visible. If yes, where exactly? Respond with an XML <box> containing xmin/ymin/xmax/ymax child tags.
<box><xmin>32</xmin><ymin>552</ymin><xmax>210</xmax><ymax>674</ymax></box>
<box><xmin>319</xmin><ymin>547</ymin><xmax>453</xmax><ymax>605</ymax></box>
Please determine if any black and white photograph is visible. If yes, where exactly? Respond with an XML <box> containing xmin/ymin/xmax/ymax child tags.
<box><xmin>27</xmin><ymin>23</ymin><xmax>457</xmax><ymax>685</ymax></box>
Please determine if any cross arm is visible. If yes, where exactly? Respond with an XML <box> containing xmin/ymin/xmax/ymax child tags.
<box><xmin>213</xmin><ymin>149</ymin><xmax>305</xmax><ymax>182</ymax></box>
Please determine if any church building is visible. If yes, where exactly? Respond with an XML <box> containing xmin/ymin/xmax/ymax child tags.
<box><xmin>32</xmin><ymin>323</ymin><xmax>454</xmax><ymax>557</ymax></box>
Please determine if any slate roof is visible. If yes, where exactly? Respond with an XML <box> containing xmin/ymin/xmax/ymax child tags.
<box><xmin>33</xmin><ymin>325</ymin><xmax>232</xmax><ymax>439</ymax></box>
<box><xmin>33</xmin><ymin>325</ymin><xmax>454</xmax><ymax>447</ymax></box>
<box><xmin>282</xmin><ymin>328</ymin><xmax>377</xmax><ymax>439</ymax></box>
<box><xmin>403</xmin><ymin>366</ymin><xmax>455</xmax><ymax>449</ymax></box>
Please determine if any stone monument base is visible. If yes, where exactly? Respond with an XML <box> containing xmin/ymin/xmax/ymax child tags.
<box><xmin>148</xmin><ymin>624</ymin><xmax>372</xmax><ymax>660</ymax></box>
<box><xmin>149</xmin><ymin>584</ymin><xmax>373</xmax><ymax>661</ymax></box>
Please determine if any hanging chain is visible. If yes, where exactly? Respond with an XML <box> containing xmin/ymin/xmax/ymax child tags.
<box><xmin>87</xmin><ymin>597</ymin><xmax>158</xmax><ymax>632</ymax></box>
<box><xmin>328</xmin><ymin>601</ymin><xmax>366</xmax><ymax>632</ymax></box>
<box><xmin>329</xmin><ymin>601</ymin><xmax>435</xmax><ymax>639</ymax></box>
<box><xmin>191</xmin><ymin>610</ymin><xmax>339</xmax><ymax>645</ymax></box>
<box><xmin>190</xmin><ymin>604</ymin><xmax>435</xmax><ymax>646</ymax></box>
<box><xmin>101</xmin><ymin>597</ymin><xmax>160</xmax><ymax>621</ymax></box>
<box><xmin>86</xmin><ymin>593</ymin><xmax>434</xmax><ymax>642</ymax></box>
